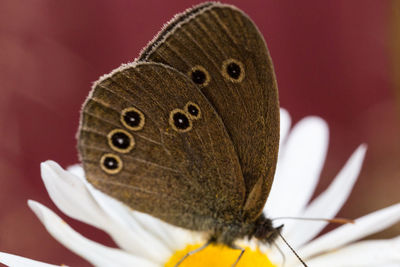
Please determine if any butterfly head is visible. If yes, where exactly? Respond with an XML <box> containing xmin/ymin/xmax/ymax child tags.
<box><xmin>252</xmin><ymin>214</ymin><xmax>282</xmax><ymax>244</ymax></box>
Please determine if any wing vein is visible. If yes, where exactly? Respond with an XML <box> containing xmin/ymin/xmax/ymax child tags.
<box><xmin>82</xmin><ymin>108</ymin><xmax>164</xmax><ymax>146</ymax></box>
<box><xmin>81</xmin><ymin>144</ymin><xmax>182</xmax><ymax>174</ymax></box>
<box><xmin>94</xmin><ymin>83</ymin><xmax>163</xmax><ymax>130</ymax></box>
<box><xmin>205</xmin><ymin>10</ymin><xmax>252</xmax><ymax>118</ymax></box>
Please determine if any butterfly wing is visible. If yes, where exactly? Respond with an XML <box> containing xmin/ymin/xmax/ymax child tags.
<box><xmin>139</xmin><ymin>3</ymin><xmax>280</xmax><ymax>220</ymax></box>
<box><xmin>78</xmin><ymin>62</ymin><xmax>245</xmax><ymax>231</ymax></box>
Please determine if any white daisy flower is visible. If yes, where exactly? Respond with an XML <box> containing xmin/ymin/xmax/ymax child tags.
<box><xmin>1</xmin><ymin>109</ymin><xmax>399</xmax><ymax>267</ymax></box>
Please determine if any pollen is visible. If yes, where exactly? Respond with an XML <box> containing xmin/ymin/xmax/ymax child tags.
<box><xmin>165</xmin><ymin>243</ymin><xmax>276</xmax><ymax>267</ymax></box>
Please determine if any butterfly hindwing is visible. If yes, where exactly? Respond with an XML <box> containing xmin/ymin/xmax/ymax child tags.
<box><xmin>78</xmin><ymin>62</ymin><xmax>245</xmax><ymax>230</ymax></box>
<box><xmin>140</xmin><ymin>2</ymin><xmax>280</xmax><ymax>220</ymax></box>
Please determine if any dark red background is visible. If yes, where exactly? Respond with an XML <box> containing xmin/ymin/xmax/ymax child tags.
<box><xmin>1</xmin><ymin>1</ymin><xmax>399</xmax><ymax>266</ymax></box>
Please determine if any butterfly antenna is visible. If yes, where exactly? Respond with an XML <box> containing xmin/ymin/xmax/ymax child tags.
<box><xmin>272</xmin><ymin>216</ymin><xmax>355</xmax><ymax>224</ymax></box>
<box><xmin>277</xmin><ymin>231</ymin><xmax>308</xmax><ymax>267</ymax></box>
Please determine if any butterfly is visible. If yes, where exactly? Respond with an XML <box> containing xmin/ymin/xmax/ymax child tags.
<box><xmin>78</xmin><ymin>1</ymin><xmax>280</xmax><ymax>265</ymax></box>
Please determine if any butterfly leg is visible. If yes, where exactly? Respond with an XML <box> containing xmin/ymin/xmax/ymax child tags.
<box><xmin>230</xmin><ymin>244</ymin><xmax>245</xmax><ymax>267</ymax></box>
<box><xmin>174</xmin><ymin>238</ymin><xmax>214</xmax><ymax>267</ymax></box>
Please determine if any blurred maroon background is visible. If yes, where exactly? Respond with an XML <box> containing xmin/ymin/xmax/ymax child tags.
<box><xmin>1</xmin><ymin>0</ymin><xmax>399</xmax><ymax>266</ymax></box>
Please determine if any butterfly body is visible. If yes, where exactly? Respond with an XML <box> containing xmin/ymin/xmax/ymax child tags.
<box><xmin>78</xmin><ymin>2</ymin><xmax>280</xmax><ymax>249</ymax></box>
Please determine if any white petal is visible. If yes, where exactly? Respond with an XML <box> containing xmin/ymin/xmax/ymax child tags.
<box><xmin>66</xmin><ymin>164</ymin><xmax>85</xmax><ymax>178</ymax></box>
<box><xmin>298</xmin><ymin>202</ymin><xmax>400</xmax><ymax>260</ymax></box>
<box><xmin>265</xmin><ymin>116</ymin><xmax>329</xmax><ymax>223</ymax></box>
<box><xmin>41</xmin><ymin>161</ymin><xmax>106</xmax><ymax>229</ymax></box>
<box><xmin>279</xmin><ymin>108</ymin><xmax>291</xmax><ymax>148</ymax></box>
<box><xmin>304</xmin><ymin>236</ymin><xmax>400</xmax><ymax>267</ymax></box>
<box><xmin>28</xmin><ymin>200</ymin><xmax>158</xmax><ymax>267</ymax></box>
<box><xmin>41</xmin><ymin>161</ymin><xmax>171</xmax><ymax>262</ymax></box>
<box><xmin>0</xmin><ymin>252</ymin><xmax>61</xmax><ymax>267</ymax></box>
<box><xmin>286</xmin><ymin>145</ymin><xmax>367</xmax><ymax>247</ymax></box>
<box><xmin>128</xmin><ymin>211</ymin><xmax>203</xmax><ymax>251</ymax></box>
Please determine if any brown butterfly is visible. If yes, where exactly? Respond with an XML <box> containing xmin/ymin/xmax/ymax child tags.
<box><xmin>78</xmin><ymin>2</ymin><xmax>281</xmax><ymax>265</ymax></box>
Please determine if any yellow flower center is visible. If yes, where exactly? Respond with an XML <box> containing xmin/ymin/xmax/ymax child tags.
<box><xmin>165</xmin><ymin>243</ymin><xmax>276</xmax><ymax>267</ymax></box>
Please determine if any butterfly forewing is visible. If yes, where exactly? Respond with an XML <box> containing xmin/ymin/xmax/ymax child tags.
<box><xmin>78</xmin><ymin>62</ymin><xmax>245</xmax><ymax>230</ymax></box>
<box><xmin>140</xmin><ymin>3</ymin><xmax>280</xmax><ymax>220</ymax></box>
